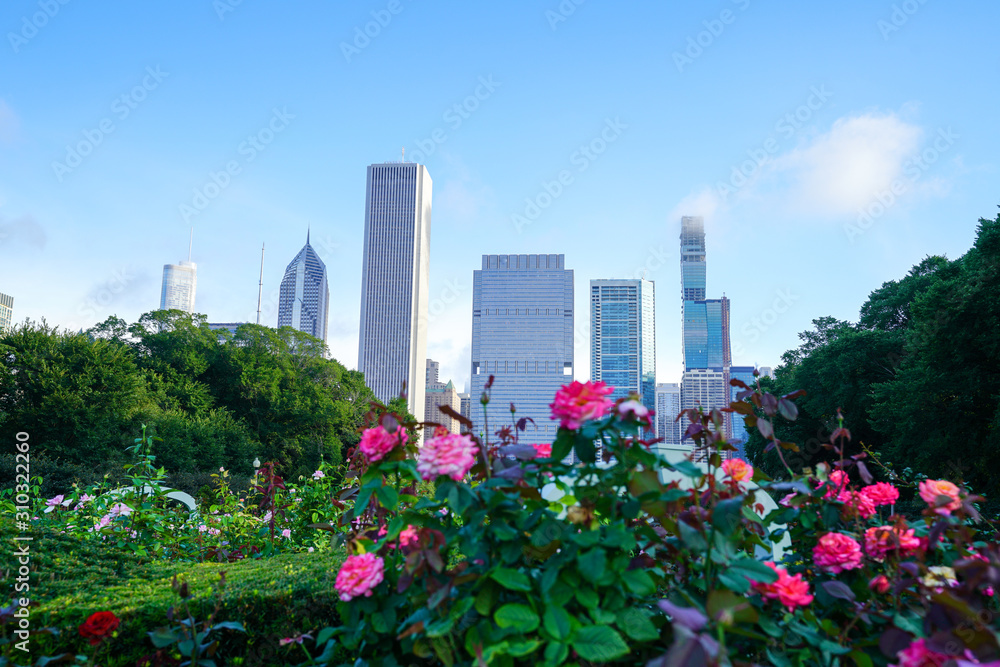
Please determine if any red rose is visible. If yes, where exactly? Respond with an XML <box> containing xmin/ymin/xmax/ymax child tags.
<box><xmin>79</xmin><ymin>611</ymin><xmax>119</xmax><ymax>645</ymax></box>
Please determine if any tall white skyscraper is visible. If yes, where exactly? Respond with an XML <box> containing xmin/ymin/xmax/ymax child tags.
<box><xmin>160</xmin><ymin>231</ymin><xmax>198</xmax><ymax>313</ymax></box>
<box><xmin>358</xmin><ymin>162</ymin><xmax>432</xmax><ymax>417</ymax></box>
<box><xmin>471</xmin><ymin>254</ymin><xmax>574</xmax><ymax>441</ymax></box>
<box><xmin>277</xmin><ymin>232</ymin><xmax>330</xmax><ymax>343</ymax></box>
<box><xmin>0</xmin><ymin>292</ymin><xmax>13</xmax><ymax>334</ymax></box>
<box><xmin>590</xmin><ymin>279</ymin><xmax>656</xmax><ymax>414</ymax></box>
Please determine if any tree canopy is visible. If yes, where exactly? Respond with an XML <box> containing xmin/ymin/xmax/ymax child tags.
<box><xmin>745</xmin><ymin>211</ymin><xmax>1000</xmax><ymax>495</ymax></box>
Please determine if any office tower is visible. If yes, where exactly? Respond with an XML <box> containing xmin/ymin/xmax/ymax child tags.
<box><xmin>207</xmin><ymin>322</ymin><xmax>247</xmax><ymax>337</ymax></box>
<box><xmin>471</xmin><ymin>254</ymin><xmax>573</xmax><ymax>441</ymax></box>
<box><xmin>678</xmin><ymin>216</ymin><xmax>732</xmax><ymax>450</ymax></box>
<box><xmin>759</xmin><ymin>366</ymin><xmax>774</xmax><ymax>379</ymax></box>
<box><xmin>458</xmin><ymin>392</ymin><xmax>472</xmax><ymax>434</ymax></box>
<box><xmin>728</xmin><ymin>365</ymin><xmax>757</xmax><ymax>460</ymax></box>
<box><xmin>160</xmin><ymin>262</ymin><xmax>197</xmax><ymax>312</ymax></box>
<box><xmin>589</xmin><ymin>279</ymin><xmax>656</xmax><ymax>414</ymax></box>
<box><xmin>277</xmin><ymin>232</ymin><xmax>330</xmax><ymax>343</ymax></box>
<box><xmin>0</xmin><ymin>292</ymin><xmax>13</xmax><ymax>334</ymax></box>
<box><xmin>358</xmin><ymin>162</ymin><xmax>432</xmax><ymax>417</ymax></box>
<box><xmin>424</xmin><ymin>360</ymin><xmax>461</xmax><ymax>440</ymax></box>
<box><xmin>682</xmin><ymin>296</ymin><xmax>731</xmax><ymax>371</ymax></box>
<box><xmin>160</xmin><ymin>230</ymin><xmax>198</xmax><ymax>313</ymax></box>
<box><xmin>655</xmin><ymin>382</ymin><xmax>681</xmax><ymax>447</ymax></box>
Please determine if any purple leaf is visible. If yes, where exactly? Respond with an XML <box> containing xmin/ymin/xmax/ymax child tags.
<box><xmin>821</xmin><ymin>580</ymin><xmax>856</xmax><ymax>602</ymax></box>
<box><xmin>657</xmin><ymin>600</ymin><xmax>708</xmax><ymax>631</ymax></box>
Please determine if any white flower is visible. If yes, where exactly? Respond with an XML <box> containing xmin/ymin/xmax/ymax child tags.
<box><xmin>312</xmin><ymin>470</ymin><xmax>325</xmax><ymax>480</ymax></box>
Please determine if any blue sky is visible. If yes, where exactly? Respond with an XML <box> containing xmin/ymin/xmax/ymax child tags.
<box><xmin>1</xmin><ymin>0</ymin><xmax>996</xmax><ymax>390</ymax></box>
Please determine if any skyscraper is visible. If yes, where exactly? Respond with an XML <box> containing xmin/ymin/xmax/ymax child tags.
<box><xmin>678</xmin><ymin>216</ymin><xmax>732</xmax><ymax>449</ymax></box>
<box><xmin>471</xmin><ymin>254</ymin><xmax>573</xmax><ymax>441</ymax></box>
<box><xmin>655</xmin><ymin>382</ymin><xmax>681</xmax><ymax>447</ymax></box>
<box><xmin>160</xmin><ymin>262</ymin><xmax>197</xmax><ymax>312</ymax></box>
<box><xmin>0</xmin><ymin>292</ymin><xmax>13</xmax><ymax>334</ymax></box>
<box><xmin>728</xmin><ymin>365</ymin><xmax>757</xmax><ymax>460</ymax></box>
<box><xmin>589</xmin><ymin>279</ymin><xmax>656</xmax><ymax>414</ymax></box>
<box><xmin>424</xmin><ymin>359</ymin><xmax>461</xmax><ymax>440</ymax></box>
<box><xmin>160</xmin><ymin>231</ymin><xmax>198</xmax><ymax>313</ymax></box>
<box><xmin>358</xmin><ymin>162</ymin><xmax>432</xmax><ymax>417</ymax></box>
<box><xmin>277</xmin><ymin>232</ymin><xmax>330</xmax><ymax>343</ymax></box>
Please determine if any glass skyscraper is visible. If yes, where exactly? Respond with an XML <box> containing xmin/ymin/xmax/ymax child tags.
<box><xmin>728</xmin><ymin>365</ymin><xmax>757</xmax><ymax>460</ymax></box>
<box><xmin>655</xmin><ymin>382</ymin><xmax>681</xmax><ymax>447</ymax></box>
<box><xmin>471</xmin><ymin>254</ymin><xmax>573</xmax><ymax>442</ymax></box>
<box><xmin>682</xmin><ymin>297</ymin><xmax>731</xmax><ymax>371</ymax></box>
<box><xmin>277</xmin><ymin>232</ymin><xmax>330</xmax><ymax>343</ymax></box>
<box><xmin>358</xmin><ymin>162</ymin><xmax>432</xmax><ymax>418</ymax></box>
<box><xmin>159</xmin><ymin>261</ymin><xmax>197</xmax><ymax>313</ymax></box>
<box><xmin>589</xmin><ymin>279</ymin><xmax>655</xmax><ymax>414</ymax></box>
<box><xmin>680</xmin><ymin>216</ymin><xmax>706</xmax><ymax>301</ymax></box>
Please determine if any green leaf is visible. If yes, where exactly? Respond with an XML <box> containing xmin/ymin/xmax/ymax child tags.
<box><xmin>617</xmin><ymin>608</ymin><xmax>659</xmax><ymax>642</ymax></box>
<box><xmin>577</xmin><ymin>548</ymin><xmax>606</xmax><ymax>582</ymax></box>
<box><xmin>712</xmin><ymin>497</ymin><xmax>745</xmax><ymax>536</ymax></box>
<box><xmin>352</xmin><ymin>486</ymin><xmax>374</xmax><ymax>518</ymax></box>
<box><xmin>678</xmin><ymin>520</ymin><xmax>707</xmax><ymax>550</ymax></box>
<box><xmin>849</xmin><ymin>649</ymin><xmax>875</xmax><ymax>667</ymax></box>
<box><xmin>575</xmin><ymin>586</ymin><xmax>599</xmax><ymax>609</ymax></box>
<box><xmin>729</xmin><ymin>557</ymin><xmax>778</xmax><ymax>584</ymax></box>
<box><xmin>718</xmin><ymin>569</ymin><xmax>751</xmax><ymax>594</ymax></box>
<box><xmin>506</xmin><ymin>639</ymin><xmax>541</xmax><ymax>657</ymax></box>
<box><xmin>375</xmin><ymin>485</ymin><xmax>398</xmax><ymax>510</ymax></box>
<box><xmin>574</xmin><ymin>436</ymin><xmax>596</xmax><ymax>463</ymax></box>
<box><xmin>315</xmin><ymin>627</ymin><xmax>338</xmax><ymax>646</ymax></box>
<box><xmin>210</xmin><ymin>621</ymin><xmax>245</xmax><ymax>633</ymax></box>
<box><xmin>551</xmin><ymin>429</ymin><xmax>574</xmax><ymax>461</ymax></box>
<box><xmin>495</xmin><ymin>604</ymin><xmax>540</xmax><ymax>633</ymax></box>
<box><xmin>620</xmin><ymin>568</ymin><xmax>655</xmax><ymax>596</ymax></box>
<box><xmin>544</xmin><ymin>642</ymin><xmax>569</xmax><ymax>667</ymax></box>
<box><xmin>148</xmin><ymin>627</ymin><xmax>177</xmax><ymax>649</ymax></box>
<box><xmin>572</xmin><ymin>625</ymin><xmax>629</xmax><ymax>662</ymax></box>
<box><xmin>491</xmin><ymin>568</ymin><xmax>532</xmax><ymax>592</ymax></box>
<box><xmin>672</xmin><ymin>459</ymin><xmax>704</xmax><ymax>478</ymax></box>
<box><xmin>543</xmin><ymin>606</ymin><xmax>572</xmax><ymax>641</ymax></box>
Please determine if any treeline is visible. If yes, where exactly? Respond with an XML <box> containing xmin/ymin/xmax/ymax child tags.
<box><xmin>745</xmin><ymin>211</ymin><xmax>1000</xmax><ymax>495</ymax></box>
<box><xmin>0</xmin><ymin>311</ymin><xmax>404</xmax><ymax>491</ymax></box>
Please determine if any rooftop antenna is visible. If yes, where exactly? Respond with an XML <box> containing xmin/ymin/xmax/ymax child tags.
<box><xmin>256</xmin><ymin>242</ymin><xmax>265</xmax><ymax>325</ymax></box>
<box><xmin>187</xmin><ymin>227</ymin><xmax>194</xmax><ymax>262</ymax></box>
<box><xmin>401</xmin><ymin>146</ymin><xmax>405</xmax><ymax>162</ymax></box>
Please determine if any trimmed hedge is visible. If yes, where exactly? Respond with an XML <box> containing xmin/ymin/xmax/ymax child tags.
<box><xmin>1</xmin><ymin>520</ymin><xmax>345</xmax><ymax>666</ymax></box>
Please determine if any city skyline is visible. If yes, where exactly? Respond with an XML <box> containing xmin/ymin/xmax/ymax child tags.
<box><xmin>2</xmin><ymin>3</ymin><xmax>996</xmax><ymax>395</ymax></box>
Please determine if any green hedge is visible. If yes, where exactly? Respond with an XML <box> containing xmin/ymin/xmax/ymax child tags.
<box><xmin>1</xmin><ymin>520</ymin><xmax>345</xmax><ymax>666</ymax></box>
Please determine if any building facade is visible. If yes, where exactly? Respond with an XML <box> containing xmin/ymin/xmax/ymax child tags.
<box><xmin>0</xmin><ymin>292</ymin><xmax>13</xmax><ymax>334</ymax></box>
<box><xmin>160</xmin><ymin>261</ymin><xmax>197</xmax><ymax>313</ymax></box>
<box><xmin>277</xmin><ymin>233</ymin><xmax>330</xmax><ymax>343</ymax></box>
<box><xmin>358</xmin><ymin>162</ymin><xmax>432</xmax><ymax>417</ymax></box>
<box><xmin>589</xmin><ymin>279</ymin><xmax>656</xmax><ymax>414</ymax></box>
<box><xmin>471</xmin><ymin>254</ymin><xmax>573</xmax><ymax>442</ymax></box>
<box><xmin>458</xmin><ymin>392</ymin><xmax>472</xmax><ymax>434</ymax></box>
<box><xmin>728</xmin><ymin>365</ymin><xmax>757</xmax><ymax>460</ymax></box>
<box><xmin>682</xmin><ymin>297</ymin><xmax>731</xmax><ymax>371</ymax></box>
<box><xmin>655</xmin><ymin>382</ymin><xmax>682</xmax><ymax>448</ymax></box>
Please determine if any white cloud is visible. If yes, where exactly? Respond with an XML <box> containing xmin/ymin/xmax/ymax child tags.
<box><xmin>768</xmin><ymin>112</ymin><xmax>924</xmax><ymax>216</ymax></box>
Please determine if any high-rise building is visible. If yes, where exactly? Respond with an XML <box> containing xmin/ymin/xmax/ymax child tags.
<box><xmin>682</xmin><ymin>296</ymin><xmax>731</xmax><ymax>371</ymax></box>
<box><xmin>458</xmin><ymin>392</ymin><xmax>472</xmax><ymax>434</ymax></box>
<box><xmin>728</xmin><ymin>365</ymin><xmax>757</xmax><ymax>460</ymax></box>
<box><xmin>0</xmin><ymin>292</ymin><xmax>13</xmax><ymax>334</ymax></box>
<box><xmin>160</xmin><ymin>261</ymin><xmax>197</xmax><ymax>312</ymax></box>
<box><xmin>759</xmin><ymin>366</ymin><xmax>774</xmax><ymax>379</ymax></box>
<box><xmin>424</xmin><ymin>359</ymin><xmax>461</xmax><ymax>440</ymax></box>
<box><xmin>471</xmin><ymin>254</ymin><xmax>573</xmax><ymax>441</ymax></box>
<box><xmin>358</xmin><ymin>162</ymin><xmax>432</xmax><ymax>417</ymax></box>
<box><xmin>678</xmin><ymin>216</ymin><xmax>732</xmax><ymax>451</ymax></box>
<box><xmin>589</xmin><ymin>279</ymin><xmax>656</xmax><ymax>414</ymax></box>
<box><xmin>655</xmin><ymin>382</ymin><xmax>681</xmax><ymax>447</ymax></box>
<box><xmin>277</xmin><ymin>232</ymin><xmax>330</xmax><ymax>343</ymax></box>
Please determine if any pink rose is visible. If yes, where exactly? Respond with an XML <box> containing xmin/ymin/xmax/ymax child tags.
<box><xmin>399</xmin><ymin>525</ymin><xmax>420</xmax><ymax>548</ymax></box>
<box><xmin>918</xmin><ymin>479</ymin><xmax>962</xmax><ymax>516</ymax></box>
<box><xmin>616</xmin><ymin>399</ymin><xmax>651</xmax><ymax>424</ymax></box>
<box><xmin>838</xmin><ymin>489</ymin><xmax>877</xmax><ymax>519</ymax></box>
<box><xmin>750</xmin><ymin>562</ymin><xmax>813</xmax><ymax>611</ymax></box>
<box><xmin>335</xmin><ymin>553</ymin><xmax>385</xmax><ymax>602</ymax></box>
<box><xmin>812</xmin><ymin>532</ymin><xmax>864</xmax><ymax>574</ymax></box>
<box><xmin>359</xmin><ymin>425</ymin><xmax>408</xmax><ymax>463</ymax></box>
<box><xmin>862</xmin><ymin>482</ymin><xmax>899</xmax><ymax>507</ymax></box>
<box><xmin>869</xmin><ymin>575</ymin><xmax>891</xmax><ymax>594</ymax></box>
<box><xmin>891</xmin><ymin>638</ymin><xmax>950</xmax><ymax>667</ymax></box>
<box><xmin>549</xmin><ymin>381</ymin><xmax>614</xmax><ymax>430</ymax></box>
<box><xmin>532</xmin><ymin>443</ymin><xmax>553</xmax><ymax>459</ymax></box>
<box><xmin>822</xmin><ymin>470</ymin><xmax>849</xmax><ymax>499</ymax></box>
<box><xmin>721</xmin><ymin>458</ymin><xmax>753</xmax><ymax>482</ymax></box>
<box><xmin>864</xmin><ymin>525</ymin><xmax>921</xmax><ymax>561</ymax></box>
<box><xmin>417</xmin><ymin>433</ymin><xmax>478</xmax><ymax>481</ymax></box>
<box><xmin>45</xmin><ymin>495</ymin><xmax>65</xmax><ymax>508</ymax></box>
